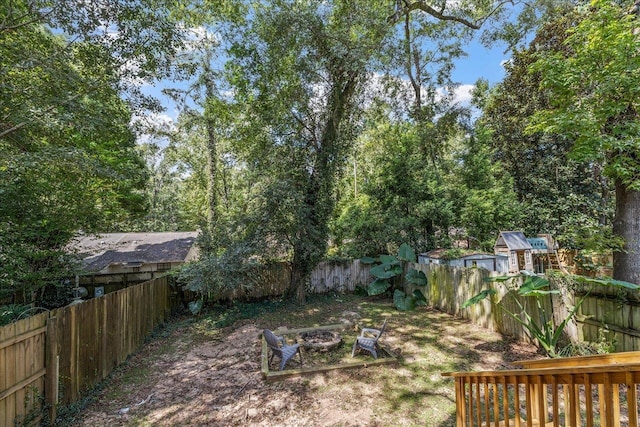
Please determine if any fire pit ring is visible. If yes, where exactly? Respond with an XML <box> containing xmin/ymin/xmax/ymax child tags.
<box><xmin>299</xmin><ymin>330</ymin><xmax>343</xmax><ymax>352</ymax></box>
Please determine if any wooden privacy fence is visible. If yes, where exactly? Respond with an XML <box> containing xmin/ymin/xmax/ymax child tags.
<box><xmin>0</xmin><ymin>311</ymin><xmax>48</xmax><ymax>427</ymax></box>
<box><xmin>414</xmin><ymin>263</ymin><xmax>557</xmax><ymax>344</ymax></box>
<box><xmin>0</xmin><ymin>276</ymin><xmax>178</xmax><ymax>425</ymax></box>
<box><xmin>442</xmin><ymin>351</ymin><xmax>640</xmax><ymax>427</ymax></box>
<box><xmin>210</xmin><ymin>259</ymin><xmax>373</xmax><ymax>301</ymax></box>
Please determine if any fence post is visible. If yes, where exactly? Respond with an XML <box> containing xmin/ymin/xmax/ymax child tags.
<box><xmin>45</xmin><ymin>317</ymin><xmax>59</xmax><ymax>423</ymax></box>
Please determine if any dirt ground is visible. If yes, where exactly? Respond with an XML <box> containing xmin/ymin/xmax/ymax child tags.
<box><xmin>69</xmin><ymin>301</ymin><xmax>541</xmax><ymax>427</ymax></box>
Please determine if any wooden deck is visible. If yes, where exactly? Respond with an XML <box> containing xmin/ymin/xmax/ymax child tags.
<box><xmin>442</xmin><ymin>351</ymin><xmax>640</xmax><ymax>426</ymax></box>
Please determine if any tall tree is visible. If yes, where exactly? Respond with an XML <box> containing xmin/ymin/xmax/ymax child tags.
<box><xmin>479</xmin><ymin>10</ymin><xmax>614</xmax><ymax>246</ymax></box>
<box><xmin>136</xmin><ymin>4</ymin><xmax>246</xmax><ymax>237</ymax></box>
<box><xmin>228</xmin><ymin>0</ymin><xmax>390</xmax><ymax>302</ymax></box>
<box><xmin>528</xmin><ymin>0</ymin><xmax>640</xmax><ymax>282</ymax></box>
<box><xmin>0</xmin><ymin>0</ymin><xmax>190</xmax><ymax>306</ymax></box>
<box><xmin>0</xmin><ymin>14</ymin><xmax>146</xmax><ymax>305</ymax></box>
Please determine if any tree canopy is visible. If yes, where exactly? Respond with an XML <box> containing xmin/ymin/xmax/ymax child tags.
<box><xmin>526</xmin><ymin>0</ymin><xmax>640</xmax><ymax>283</ymax></box>
<box><xmin>5</xmin><ymin>0</ymin><xmax>640</xmax><ymax>308</ymax></box>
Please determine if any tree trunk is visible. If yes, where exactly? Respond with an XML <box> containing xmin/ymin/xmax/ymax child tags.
<box><xmin>613</xmin><ymin>179</ymin><xmax>640</xmax><ymax>284</ymax></box>
<box><xmin>289</xmin><ymin>243</ymin><xmax>311</xmax><ymax>303</ymax></box>
<box><xmin>204</xmin><ymin>78</ymin><xmax>218</xmax><ymax>230</ymax></box>
<box><xmin>285</xmin><ymin>69</ymin><xmax>358</xmax><ymax>303</ymax></box>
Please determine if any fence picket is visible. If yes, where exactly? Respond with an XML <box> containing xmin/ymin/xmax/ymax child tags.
<box><xmin>3</xmin><ymin>260</ymin><xmax>640</xmax><ymax>425</ymax></box>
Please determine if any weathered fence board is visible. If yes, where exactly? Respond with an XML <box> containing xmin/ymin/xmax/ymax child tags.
<box><xmin>0</xmin><ymin>276</ymin><xmax>177</xmax><ymax>424</ymax></box>
<box><xmin>309</xmin><ymin>259</ymin><xmax>371</xmax><ymax>294</ymax></box>
<box><xmin>3</xmin><ymin>259</ymin><xmax>640</xmax><ymax>425</ymax></box>
<box><xmin>0</xmin><ymin>312</ymin><xmax>48</xmax><ymax>427</ymax></box>
<box><xmin>578</xmin><ymin>294</ymin><xmax>640</xmax><ymax>352</ymax></box>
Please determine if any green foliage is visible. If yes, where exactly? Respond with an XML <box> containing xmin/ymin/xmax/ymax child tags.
<box><xmin>177</xmin><ymin>243</ymin><xmax>266</xmax><ymax>302</ymax></box>
<box><xmin>464</xmin><ymin>273</ymin><xmax>639</xmax><ymax>357</ymax></box>
<box><xmin>557</xmin><ymin>327</ymin><xmax>615</xmax><ymax>357</ymax></box>
<box><xmin>0</xmin><ymin>304</ymin><xmax>32</xmax><ymax>326</ymax></box>
<box><xmin>525</xmin><ymin>0</ymin><xmax>640</xmax><ymax>282</ymax></box>
<box><xmin>479</xmin><ymin>8</ymin><xmax>613</xmax><ymax>244</ymax></box>
<box><xmin>440</xmin><ymin>248</ymin><xmax>463</xmax><ymax>261</ymax></box>
<box><xmin>461</xmin><ymin>289</ymin><xmax>497</xmax><ymax>309</ymax></box>
<box><xmin>221</xmin><ymin>0</ymin><xmax>392</xmax><ymax>301</ymax></box>
<box><xmin>393</xmin><ymin>289</ymin><xmax>417</xmax><ymax>311</ymax></box>
<box><xmin>528</xmin><ymin>0</ymin><xmax>640</xmax><ymax>188</ymax></box>
<box><xmin>0</xmin><ymin>3</ymin><xmax>156</xmax><ymax>306</ymax></box>
<box><xmin>362</xmin><ymin>243</ymin><xmax>428</xmax><ymax>310</ymax></box>
<box><xmin>188</xmin><ymin>300</ymin><xmax>204</xmax><ymax>316</ymax></box>
<box><xmin>405</xmin><ymin>268</ymin><xmax>428</xmax><ymax>286</ymax></box>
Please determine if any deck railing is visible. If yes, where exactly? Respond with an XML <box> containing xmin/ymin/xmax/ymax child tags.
<box><xmin>442</xmin><ymin>351</ymin><xmax>640</xmax><ymax>427</ymax></box>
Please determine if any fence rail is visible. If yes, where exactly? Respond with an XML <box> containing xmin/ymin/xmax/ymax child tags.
<box><xmin>443</xmin><ymin>351</ymin><xmax>640</xmax><ymax>426</ymax></box>
<box><xmin>2</xmin><ymin>259</ymin><xmax>640</xmax><ymax>425</ymax></box>
<box><xmin>0</xmin><ymin>276</ymin><xmax>178</xmax><ymax>425</ymax></box>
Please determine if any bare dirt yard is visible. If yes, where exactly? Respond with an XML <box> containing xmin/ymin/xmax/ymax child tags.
<box><xmin>62</xmin><ymin>294</ymin><xmax>541</xmax><ymax>427</ymax></box>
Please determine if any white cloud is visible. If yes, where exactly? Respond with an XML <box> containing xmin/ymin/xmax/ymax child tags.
<box><xmin>131</xmin><ymin>112</ymin><xmax>176</xmax><ymax>146</ymax></box>
<box><xmin>451</xmin><ymin>84</ymin><xmax>475</xmax><ymax>105</ymax></box>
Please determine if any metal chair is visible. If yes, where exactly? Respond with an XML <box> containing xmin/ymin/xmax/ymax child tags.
<box><xmin>263</xmin><ymin>329</ymin><xmax>303</xmax><ymax>370</ymax></box>
<box><xmin>351</xmin><ymin>319</ymin><xmax>387</xmax><ymax>359</ymax></box>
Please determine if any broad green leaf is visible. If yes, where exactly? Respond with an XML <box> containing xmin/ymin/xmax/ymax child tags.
<box><xmin>518</xmin><ymin>276</ymin><xmax>550</xmax><ymax>295</ymax></box>
<box><xmin>406</xmin><ymin>268</ymin><xmax>427</xmax><ymax>286</ymax></box>
<box><xmin>462</xmin><ymin>289</ymin><xmax>497</xmax><ymax>308</ymax></box>
<box><xmin>368</xmin><ymin>279</ymin><xmax>391</xmax><ymax>295</ymax></box>
<box><xmin>522</xmin><ymin>289</ymin><xmax>560</xmax><ymax>297</ymax></box>
<box><xmin>397</xmin><ymin>243</ymin><xmax>416</xmax><ymax>262</ymax></box>
<box><xmin>379</xmin><ymin>255</ymin><xmax>400</xmax><ymax>265</ymax></box>
<box><xmin>360</xmin><ymin>257</ymin><xmax>378</xmax><ymax>264</ymax></box>
<box><xmin>413</xmin><ymin>289</ymin><xmax>427</xmax><ymax>306</ymax></box>
<box><xmin>394</xmin><ymin>289</ymin><xmax>417</xmax><ymax>311</ymax></box>
<box><xmin>188</xmin><ymin>300</ymin><xmax>203</xmax><ymax>315</ymax></box>
<box><xmin>484</xmin><ymin>275</ymin><xmax>512</xmax><ymax>283</ymax></box>
<box><xmin>370</xmin><ymin>264</ymin><xmax>398</xmax><ymax>279</ymax></box>
<box><xmin>572</xmin><ymin>275</ymin><xmax>639</xmax><ymax>290</ymax></box>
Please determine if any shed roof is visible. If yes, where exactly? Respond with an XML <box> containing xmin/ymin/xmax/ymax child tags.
<box><xmin>70</xmin><ymin>232</ymin><xmax>199</xmax><ymax>272</ymax></box>
<box><xmin>494</xmin><ymin>231</ymin><xmax>532</xmax><ymax>251</ymax></box>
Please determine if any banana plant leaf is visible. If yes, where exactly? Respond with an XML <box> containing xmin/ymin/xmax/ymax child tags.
<box><xmin>360</xmin><ymin>256</ymin><xmax>378</xmax><ymax>264</ymax></box>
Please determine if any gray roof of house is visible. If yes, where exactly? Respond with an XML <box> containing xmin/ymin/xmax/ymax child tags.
<box><xmin>70</xmin><ymin>232</ymin><xmax>198</xmax><ymax>272</ymax></box>
<box><xmin>495</xmin><ymin>231</ymin><xmax>532</xmax><ymax>251</ymax></box>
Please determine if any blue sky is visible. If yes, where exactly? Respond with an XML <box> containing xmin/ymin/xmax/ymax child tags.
<box><xmin>138</xmin><ymin>32</ymin><xmax>511</xmax><ymax>133</ymax></box>
<box><xmin>448</xmin><ymin>35</ymin><xmax>510</xmax><ymax>106</ymax></box>
<box><xmin>453</xmin><ymin>38</ymin><xmax>508</xmax><ymax>86</ymax></box>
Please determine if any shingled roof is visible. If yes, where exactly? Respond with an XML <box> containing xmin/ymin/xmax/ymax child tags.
<box><xmin>70</xmin><ymin>232</ymin><xmax>199</xmax><ymax>272</ymax></box>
